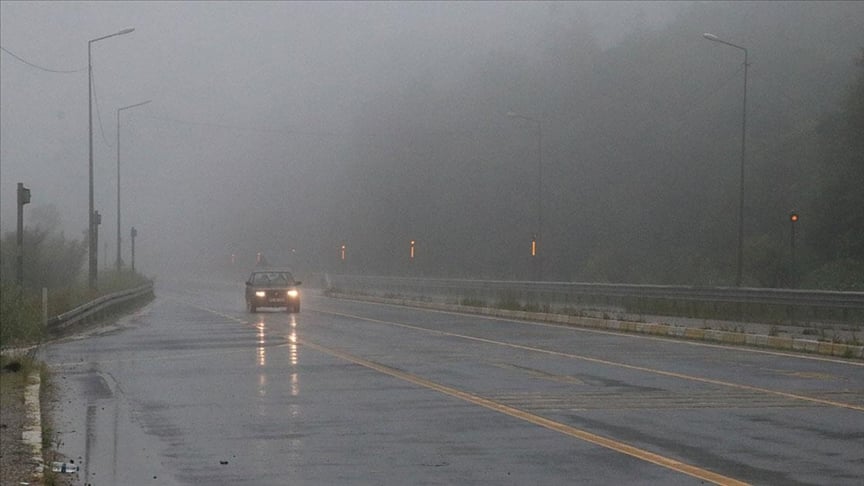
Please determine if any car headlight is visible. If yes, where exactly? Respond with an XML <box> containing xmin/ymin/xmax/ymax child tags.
<box><xmin>255</xmin><ymin>291</ymin><xmax>266</xmax><ymax>298</ymax></box>
<box><xmin>287</xmin><ymin>289</ymin><xmax>299</xmax><ymax>298</ymax></box>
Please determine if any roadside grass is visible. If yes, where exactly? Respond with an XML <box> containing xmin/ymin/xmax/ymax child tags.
<box><xmin>0</xmin><ymin>350</ymin><xmax>37</xmax><ymax>379</ymax></box>
<box><xmin>0</xmin><ymin>289</ymin><xmax>44</xmax><ymax>346</ymax></box>
<box><xmin>458</xmin><ymin>297</ymin><xmax>486</xmax><ymax>307</ymax></box>
<box><xmin>626</xmin><ymin>297</ymin><xmax>864</xmax><ymax>328</ymax></box>
<box><xmin>0</xmin><ymin>269</ymin><xmax>150</xmax><ymax>349</ymax></box>
<box><xmin>0</xmin><ymin>269</ymin><xmax>149</xmax><ymax>485</ymax></box>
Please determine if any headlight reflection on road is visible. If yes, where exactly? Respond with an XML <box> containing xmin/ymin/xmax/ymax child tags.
<box><xmin>257</xmin><ymin>321</ymin><xmax>267</xmax><ymax>368</ymax></box>
<box><xmin>259</xmin><ymin>371</ymin><xmax>268</xmax><ymax>397</ymax></box>
<box><xmin>289</xmin><ymin>316</ymin><xmax>300</xmax><ymax>396</ymax></box>
<box><xmin>288</xmin><ymin>317</ymin><xmax>298</xmax><ymax>366</ymax></box>
<box><xmin>257</xmin><ymin>321</ymin><xmax>267</xmax><ymax>398</ymax></box>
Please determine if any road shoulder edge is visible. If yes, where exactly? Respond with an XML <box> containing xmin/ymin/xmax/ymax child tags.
<box><xmin>327</xmin><ymin>292</ymin><xmax>864</xmax><ymax>360</ymax></box>
<box><xmin>22</xmin><ymin>369</ymin><xmax>44</xmax><ymax>482</ymax></box>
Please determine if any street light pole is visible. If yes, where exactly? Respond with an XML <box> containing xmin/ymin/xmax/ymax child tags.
<box><xmin>88</xmin><ymin>27</ymin><xmax>134</xmax><ymax>290</ymax></box>
<box><xmin>703</xmin><ymin>33</ymin><xmax>748</xmax><ymax>287</ymax></box>
<box><xmin>116</xmin><ymin>100</ymin><xmax>151</xmax><ymax>272</ymax></box>
<box><xmin>507</xmin><ymin>111</ymin><xmax>543</xmax><ymax>280</ymax></box>
<box><xmin>131</xmin><ymin>226</ymin><xmax>138</xmax><ymax>272</ymax></box>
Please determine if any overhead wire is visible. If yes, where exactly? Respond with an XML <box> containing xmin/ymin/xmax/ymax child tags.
<box><xmin>0</xmin><ymin>41</ymin><xmax>836</xmax><ymax>194</ymax></box>
<box><xmin>0</xmin><ymin>45</ymin><xmax>87</xmax><ymax>73</ymax></box>
<box><xmin>1</xmin><ymin>44</ymin><xmax>124</xmax><ymax>149</ymax></box>
<box><xmin>138</xmin><ymin>114</ymin><xmax>326</xmax><ymax>136</ymax></box>
<box><xmin>0</xmin><ymin>41</ymin><xmax>804</xmax><ymax>161</ymax></box>
<box><xmin>2</xmin><ymin>44</ymin><xmax>117</xmax><ymax>149</ymax></box>
<box><xmin>90</xmin><ymin>69</ymin><xmax>114</xmax><ymax>149</ymax></box>
<box><xmin>137</xmin><ymin>114</ymin><xmax>471</xmax><ymax>140</ymax></box>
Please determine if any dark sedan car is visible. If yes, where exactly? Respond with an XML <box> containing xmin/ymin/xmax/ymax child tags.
<box><xmin>245</xmin><ymin>269</ymin><xmax>301</xmax><ymax>313</ymax></box>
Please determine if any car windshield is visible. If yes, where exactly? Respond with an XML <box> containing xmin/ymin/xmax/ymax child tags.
<box><xmin>252</xmin><ymin>272</ymin><xmax>293</xmax><ymax>285</ymax></box>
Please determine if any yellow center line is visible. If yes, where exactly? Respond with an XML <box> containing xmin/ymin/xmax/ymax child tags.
<box><xmin>167</xmin><ymin>298</ymin><xmax>863</xmax><ymax>411</ymax></box>
<box><xmin>172</xmin><ymin>299</ymin><xmax>749</xmax><ymax>482</ymax></box>
<box><xmin>301</xmin><ymin>339</ymin><xmax>750</xmax><ymax>486</ymax></box>
<box><xmin>320</xmin><ymin>310</ymin><xmax>864</xmax><ymax>412</ymax></box>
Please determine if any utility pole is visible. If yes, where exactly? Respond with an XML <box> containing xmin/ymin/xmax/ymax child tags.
<box><xmin>94</xmin><ymin>210</ymin><xmax>102</xmax><ymax>282</ymax></box>
<box><xmin>88</xmin><ymin>27</ymin><xmax>135</xmax><ymax>290</ymax></box>
<box><xmin>703</xmin><ymin>33</ymin><xmax>749</xmax><ymax>287</ymax></box>
<box><xmin>116</xmin><ymin>100</ymin><xmax>151</xmax><ymax>272</ymax></box>
<box><xmin>17</xmin><ymin>183</ymin><xmax>31</xmax><ymax>295</ymax></box>
<box><xmin>131</xmin><ymin>226</ymin><xmax>137</xmax><ymax>272</ymax></box>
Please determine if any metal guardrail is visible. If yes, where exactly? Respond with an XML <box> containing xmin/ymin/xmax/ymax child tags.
<box><xmin>326</xmin><ymin>275</ymin><xmax>864</xmax><ymax>357</ymax></box>
<box><xmin>325</xmin><ymin>275</ymin><xmax>864</xmax><ymax>318</ymax></box>
<box><xmin>46</xmin><ymin>283</ymin><xmax>154</xmax><ymax>331</ymax></box>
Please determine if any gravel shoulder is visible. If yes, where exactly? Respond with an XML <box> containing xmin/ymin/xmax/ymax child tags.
<box><xmin>1</xmin><ymin>354</ymin><xmax>84</xmax><ymax>486</ymax></box>
<box><xmin>1</xmin><ymin>298</ymin><xmax>150</xmax><ymax>486</ymax></box>
<box><xmin>1</xmin><ymin>359</ymin><xmax>37</xmax><ymax>486</ymax></box>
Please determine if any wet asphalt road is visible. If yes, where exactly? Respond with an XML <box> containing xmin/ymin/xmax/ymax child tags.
<box><xmin>41</xmin><ymin>279</ymin><xmax>864</xmax><ymax>485</ymax></box>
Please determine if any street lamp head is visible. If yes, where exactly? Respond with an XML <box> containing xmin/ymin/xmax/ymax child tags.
<box><xmin>702</xmin><ymin>32</ymin><xmax>747</xmax><ymax>53</ymax></box>
<box><xmin>507</xmin><ymin>111</ymin><xmax>541</xmax><ymax>125</ymax></box>
<box><xmin>118</xmin><ymin>28</ymin><xmax>135</xmax><ymax>35</ymax></box>
<box><xmin>120</xmin><ymin>99</ymin><xmax>152</xmax><ymax>112</ymax></box>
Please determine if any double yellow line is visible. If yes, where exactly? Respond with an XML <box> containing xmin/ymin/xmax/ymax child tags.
<box><xmin>183</xmin><ymin>299</ymin><xmax>758</xmax><ymax>484</ymax></box>
<box><xmin>302</xmin><ymin>339</ymin><xmax>749</xmax><ymax>486</ymax></box>
<box><xmin>322</xmin><ymin>309</ymin><xmax>864</xmax><ymax>412</ymax></box>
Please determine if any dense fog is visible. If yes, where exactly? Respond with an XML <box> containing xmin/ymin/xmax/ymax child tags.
<box><xmin>2</xmin><ymin>1</ymin><xmax>862</xmax><ymax>288</ymax></box>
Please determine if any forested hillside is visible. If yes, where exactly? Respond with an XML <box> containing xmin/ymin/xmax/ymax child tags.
<box><xmin>323</xmin><ymin>2</ymin><xmax>863</xmax><ymax>288</ymax></box>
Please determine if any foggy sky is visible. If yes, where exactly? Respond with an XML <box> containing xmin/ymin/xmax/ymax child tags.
<box><xmin>1</xmin><ymin>1</ymin><xmax>686</xmax><ymax>277</ymax></box>
<box><xmin>4</xmin><ymin>1</ymin><xmax>860</xmax><ymax>284</ymax></box>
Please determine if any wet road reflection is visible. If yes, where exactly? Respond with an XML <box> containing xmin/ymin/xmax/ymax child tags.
<box><xmin>255</xmin><ymin>315</ymin><xmax>302</xmax><ymax>405</ymax></box>
<box><xmin>256</xmin><ymin>321</ymin><xmax>266</xmax><ymax>367</ymax></box>
<box><xmin>53</xmin><ymin>287</ymin><xmax>860</xmax><ymax>484</ymax></box>
<box><xmin>288</xmin><ymin>316</ymin><xmax>299</xmax><ymax>367</ymax></box>
<box><xmin>288</xmin><ymin>316</ymin><xmax>300</xmax><ymax>397</ymax></box>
